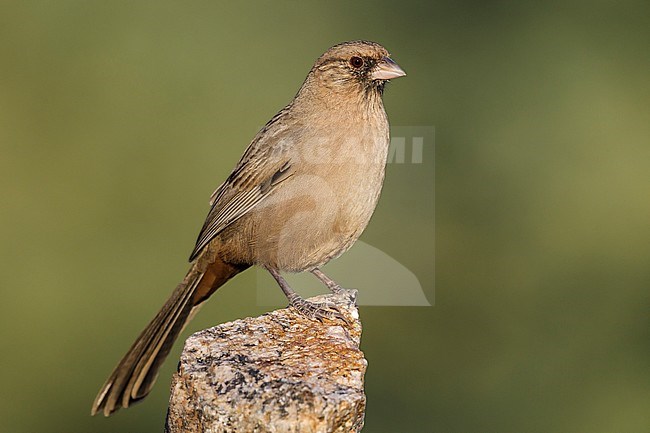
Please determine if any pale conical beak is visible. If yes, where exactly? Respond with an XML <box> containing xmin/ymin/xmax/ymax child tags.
<box><xmin>371</xmin><ymin>56</ymin><xmax>406</xmax><ymax>80</ymax></box>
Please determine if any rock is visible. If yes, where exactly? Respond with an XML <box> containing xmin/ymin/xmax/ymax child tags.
<box><xmin>165</xmin><ymin>292</ymin><xmax>367</xmax><ymax>433</ymax></box>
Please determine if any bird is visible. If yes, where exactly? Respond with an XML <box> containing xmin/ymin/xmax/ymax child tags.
<box><xmin>91</xmin><ymin>40</ymin><xmax>405</xmax><ymax>417</ymax></box>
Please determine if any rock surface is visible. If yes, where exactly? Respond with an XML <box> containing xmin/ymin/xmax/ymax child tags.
<box><xmin>165</xmin><ymin>293</ymin><xmax>366</xmax><ymax>433</ymax></box>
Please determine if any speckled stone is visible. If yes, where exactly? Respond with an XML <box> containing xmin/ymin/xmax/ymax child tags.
<box><xmin>165</xmin><ymin>293</ymin><xmax>366</xmax><ymax>433</ymax></box>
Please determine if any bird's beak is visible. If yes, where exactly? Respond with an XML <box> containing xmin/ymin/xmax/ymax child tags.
<box><xmin>371</xmin><ymin>56</ymin><xmax>406</xmax><ymax>80</ymax></box>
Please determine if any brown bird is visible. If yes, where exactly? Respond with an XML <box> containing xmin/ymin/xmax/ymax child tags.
<box><xmin>91</xmin><ymin>40</ymin><xmax>405</xmax><ymax>416</ymax></box>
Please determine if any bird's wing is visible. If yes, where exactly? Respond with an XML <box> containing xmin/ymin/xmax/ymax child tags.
<box><xmin>189</xmin><ymin>111</ymin><xmax>295</xmax><ymax>261</ymax></box>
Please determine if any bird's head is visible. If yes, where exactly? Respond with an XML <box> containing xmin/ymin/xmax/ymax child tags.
<box><xmin>305</xmin><ymin>40</ymin><xmax>406</xmax><ymax>98</ymax></box>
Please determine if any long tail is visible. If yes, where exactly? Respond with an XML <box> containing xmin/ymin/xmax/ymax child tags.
<box><xmin>91</xmin><ymin>257</ymin><xmax>246</xmax><ymax>416</ymax></box>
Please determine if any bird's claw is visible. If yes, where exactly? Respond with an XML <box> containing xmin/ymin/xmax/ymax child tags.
<box><xmin>336</xmin><ymin>288</ymin><xmax>358</xmax><ymax>305</ymax></box>
<box><xmin>289</xmin><ymin>298</ymin><xmax>351</xmax><ymax>325</ymax></box>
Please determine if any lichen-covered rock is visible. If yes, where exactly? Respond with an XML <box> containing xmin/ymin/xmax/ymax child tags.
<box><xmin>165</xmin><ymin>293</ymin><xmax>366</xmax><ymax>433</ymax></box>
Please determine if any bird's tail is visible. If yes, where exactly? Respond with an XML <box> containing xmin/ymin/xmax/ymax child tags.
<box><xmin>91</xmin><ymin>256</ymin><xmax>246</xmax><ymax>417</ymax></box>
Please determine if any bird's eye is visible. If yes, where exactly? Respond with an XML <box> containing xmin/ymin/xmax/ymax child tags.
<box><xmin>349</xmin><ymin>56</ymin><xmax>364</xmax><ymax>68</ymax></box>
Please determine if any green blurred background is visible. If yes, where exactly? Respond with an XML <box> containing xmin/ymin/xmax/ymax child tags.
<box><xmin>1</xmin><ymin>1</ymin><xmax>648</xmax><ymax>432</ymax></box>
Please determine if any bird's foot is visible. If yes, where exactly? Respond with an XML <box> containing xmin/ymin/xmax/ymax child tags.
<box><xmin>287</xmin><ymin>294</ymin><xmax>351</xmax><ymax>324</ymax></box>
<box><xmin>334</xmin><ymin>287</ymin><xmax>358</xmax><ymax>305</ymax></box>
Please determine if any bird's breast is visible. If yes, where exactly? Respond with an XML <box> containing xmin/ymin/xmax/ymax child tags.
<box><xmin>219</xmin><ymin>102</ymin><xmax>391</xmax><ymax>272</ymax></box>
<box><xmin>251</xmin><ymin>112</ymin><xmax>390</xmax><ymax>271</ymax></box>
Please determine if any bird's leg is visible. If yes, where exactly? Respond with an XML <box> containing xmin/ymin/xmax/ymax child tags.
<box><xmin>311</xmin><ymin>268</ymin><xmax>345</xmax><ymax>294</ymax></box>
<box><xmin>311</xmin><ymin>268</ymin><xmax>358</xmax><ymax>304</ymax></box>
<box><xmin>265</xmin><ymin>266</ymin><xmax>347</xmax><ymax>322</ymax></box>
